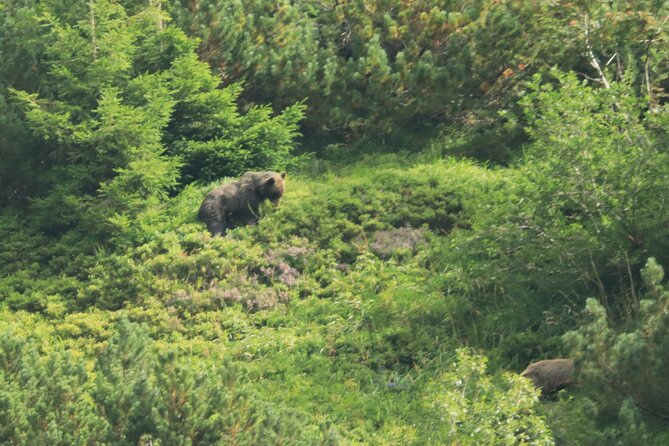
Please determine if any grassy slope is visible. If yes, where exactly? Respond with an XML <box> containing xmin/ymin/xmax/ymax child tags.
<box><xmin>0</xmin><ymin>156</ymin><xmax>573</xmax><ymax>444</ymax></box>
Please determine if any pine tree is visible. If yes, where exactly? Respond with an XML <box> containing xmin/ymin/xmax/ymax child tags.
<box><xmin>5</xmin><ymin>0</ymin><xmax>304</xmax><ymax>243</ymax></box>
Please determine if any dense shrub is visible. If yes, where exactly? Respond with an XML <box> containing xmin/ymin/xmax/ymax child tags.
<box><xmin>522</xmin><ymin>70</ymin><xmax>669</xmax><ymax>271</ymax></box>
<box><xmin>0</xmin><ymin>320</ymin><xmax>329</xmax><ymax>445</ymax></box>
<box><xmin>422</xmin><ymin>349</ymin><xmax>554</xmax><ymax>445</ymax></box>
<box><xmin>423</xmin><ymin>69</ymin><xmax>669</xmax><ymax>366</ymax></box>
<box><xmin>169</xmin><ymin>0</ymin><xmax>669</xmax><ymax>155</ymax></box>
<box><xmin>2</xmin><ymin>0</ymin><xmax>304</xmax><ymax>243</ymax></box>
<box><xmin>565</xmin><ymin>258</ymin><xmax>669</xmax><ymax>424</ymax></box>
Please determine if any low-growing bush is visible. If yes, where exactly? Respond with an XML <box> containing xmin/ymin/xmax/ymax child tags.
<box><xmin>0</xmin><ymin>320</ymin><xmax>332</xmax><ymax>445</ymax></box>
<box><xmin>420</xmin><ymin>348</ymin><xmax>554</xmax><ymax>445</ymax></box>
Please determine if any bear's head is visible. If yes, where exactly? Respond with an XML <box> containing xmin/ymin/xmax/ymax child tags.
<box><xmin>257</xmin><ymin>172</ymin><xmax>286</xmax><ymax>205</ymax></box>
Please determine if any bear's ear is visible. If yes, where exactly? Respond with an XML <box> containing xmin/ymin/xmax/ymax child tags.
<box><xmin>265</xmin><ymin>177</ymin><xmax>276</xmax><ymax>186</ymax></box>
<box><xmin>281</xmin><ymin>172</ymin><xmax>286</xmax><ymax>179</ymax></box>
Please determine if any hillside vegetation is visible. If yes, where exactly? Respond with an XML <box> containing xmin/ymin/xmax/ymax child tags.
<box><xmin>1</xmin><ymin>0</ymin><xmax>669</xmax><ymax>445</ymax></box>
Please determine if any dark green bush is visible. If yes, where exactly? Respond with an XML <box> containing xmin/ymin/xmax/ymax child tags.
<box><xmin>565</xmin><ymin>258</ymin><xmax>669</xmax><ymax>423</ymax></box>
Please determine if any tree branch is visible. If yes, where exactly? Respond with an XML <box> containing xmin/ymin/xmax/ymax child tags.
<box><xmin>583</xmin><ymin>14</ymin><xmax>610</xmax><ymax>89</ymax></box>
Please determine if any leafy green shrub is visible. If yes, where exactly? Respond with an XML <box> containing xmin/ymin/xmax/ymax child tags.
<box><xmin>448</xmin><ymin>73</ymin><xmax>665</xmax><ymax>363</ymax></box>
<box><xmin>421</xmin><ymin>348</ymin><xmax>554</xmax><ymax>445</ymax></box>
<box><xmin>427</xmin><ymin>69</ymin><xmax>669</xmax><ymax>362</ymax></box>
<box><xmin>564</xmin><ymin>258</ymin><xmax>669</xmax><ymax>424</ymax></box>
<box><xmin>170</xmin><ymin>0</ymin><xmax>669</xmax><ymax>155</ymax></box>
<box><xmin>163</xmin><ymin>0</ymin><xmax>545</xmax><ymax>146</ymax></box>
<box><xmin>536</xmin><ymin>392</ymin><xmax>669</xmax><ymax>446</ymax></box>
<box><xmin>521</xmin><ymin>70</ymin><xmax>669</xmax><ymax>288</ymax></box>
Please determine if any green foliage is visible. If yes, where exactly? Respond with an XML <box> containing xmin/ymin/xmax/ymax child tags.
<box><xmin>166</xmin><ymin>52</ymin><xmax>306</xmax><ymax>183</ymax></box>
<box><xmin>0</xmin><ymin>320</ymin><xmax>327</xmax><ymax>445</ymax></box>
<box><xmin>422</xmin><ymin>349</ymin><xmax>554</xmax><ymax>445</ymax></box>
<box><xmin>3</xmin><ymin>1</ymin><xmax>669</xmax><ymax>444</ymax></box>
<box><xmin>169</xmin><ymin>0</ymin><xmax>669</xmax><ymax>154</ymax></box>
<box><xmin>3</xmin><ymin>147</ymin><xmax>669</xmax><ymax>443</ymax></box>
<box><xmin>520</xmin><ymin>69</ymin><xmax>669</xmax><ymax>318</ymax></box>
<box><xmin>422</xmin><ymin>69</ymin><xmax>669</xmax><ymax>368</ymax></box>
<box><xmin>522</xmin><ymin>70</ymin><xmax>669</xmax><ymax>249</ymax></box>
<box><xmin>2</xmin><ymin>0</ymin><xmax>304</xmax><ymax>243</ymax></box>
<box><xmin>169</xmin><ymin>0</ymin><xmax>520</xmax><ymax>143</ymax></box>
<box><xmin>564</xmin><ymin>258</ymin><xmax>669</xmax><ymax>424</ymax></box>
<box><xmin>0</xmin><ymin>333</ymin><xmax>108</xmax><ymax>445</ymax></box>
<box><xmin>0</xmin><ymin>158</ymin><xmax>562</xmax><ymax>443</ymax></box>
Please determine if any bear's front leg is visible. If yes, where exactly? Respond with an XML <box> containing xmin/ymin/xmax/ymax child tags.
<box><xmin>207</xmin><ymin>220</ymin><xmax>226</xmax><ymax>236</ymax></box>
<box><xmin>206</xmin><ymin>206</ymin><xmax>227</xmax><ymax>236</ymax></box>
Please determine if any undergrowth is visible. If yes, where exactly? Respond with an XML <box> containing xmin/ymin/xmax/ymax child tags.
<box><xmin>1</xmin><ymin>154</ymin><xmax>668</xmax><ymax>444</ymax></box>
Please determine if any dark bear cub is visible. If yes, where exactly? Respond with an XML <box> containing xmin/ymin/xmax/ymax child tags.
<box><xmin>521</xmin><ymin>358</ymin><xmax>575</xmax><ymax>395</ymax></box>
<box><xmin>198</xmin><ymin>171</ymin><xmax>286</xmax><ymax>236</ymax></box>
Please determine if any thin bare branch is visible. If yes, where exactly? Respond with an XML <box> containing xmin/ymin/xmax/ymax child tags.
<box><xmin>583</xmin><ymin>14</ymin><xmax>610</xmax><ymax>89</ymax></box>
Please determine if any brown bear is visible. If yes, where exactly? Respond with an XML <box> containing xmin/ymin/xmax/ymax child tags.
<box><xmin>521</xmin><ymin>358</ymin><xmax>575</xmax><ymax>395</ymax></box>
<box><xmin>198</xmin><ymin>171</ymin><xmax>286</xmax><ymax>236</ymax></box>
